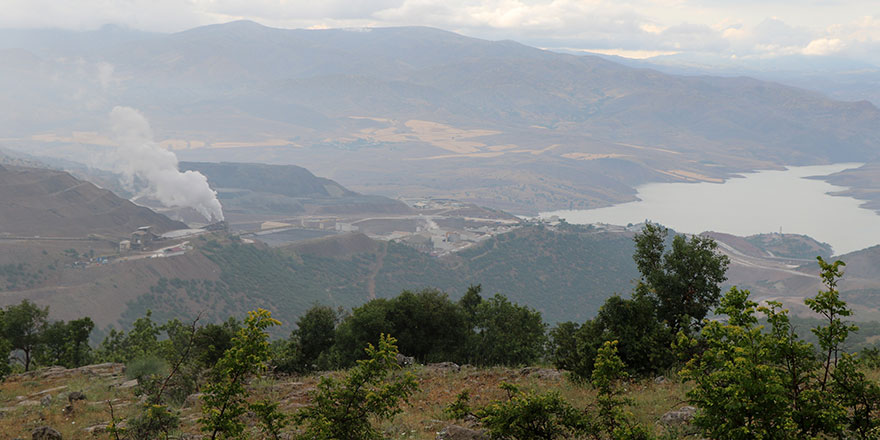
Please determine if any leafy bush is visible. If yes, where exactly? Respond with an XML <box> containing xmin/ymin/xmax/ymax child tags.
<box><xmin>444</xmin><ymin>390</ymin><xmax>473</xmax><ymax>420</ymax></box>
<box><xmin>471</xmin><ymin>294</ymin><xmax>547</xmax><ymax>366</ymax></box>
<box><xmin>294</xmin><ymin>334</ymin><xmax>418</xmax><ymax>440</ymax></box>
<box><xmin>471</xmin><ymin>340</ymin><xmax>654</xmax><ymax>440</ymax></box>
<box><xmin>125</xmin><ymin>355</ymin><xmax>168</xmax><ymax>380</ymax></box>
<box><xmin>200</xmin><ymin>309</ymin><xmax>282</xmax><ymax>439</ymax></box>
<box><xmin>681</xmin><ymin>258</ymin><xmax>880</xmax><ymax>439</ymax></box>
<box><xmin>478</xmin><ymin>382</ymin><xmax>593</xmax><ymax>440</ymax></box>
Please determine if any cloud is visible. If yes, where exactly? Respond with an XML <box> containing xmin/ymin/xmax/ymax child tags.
<box><xmin>802</xmin><ymin>38</ymin><xmax>845</xmax><ymax>55</ymax></box>
<box><xmin>1</xmin><ymin>0</ymin><xmax>879</xmax><ymax>64</ymax></box>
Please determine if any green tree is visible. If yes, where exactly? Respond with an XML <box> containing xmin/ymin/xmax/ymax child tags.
<box><xmin>294</xmin><ymin>334</ymin><xmax>418</xmax><ymax>440</ymax></box>
<box><xmin>1</xmin><ymin>299</ymin><xmax>49</xmax><ymax>371</ymax></box>
<box><xmin>200</xmin><ymin>309</ymin><xmax>281</xmax><ymax>439</ymax></box>
<box><xmin>96</xmin><ymin>310</ymin><xmax>162</xmax><ymax>363</ymax></box>
<box><xmin>332</xmin><ymin>299</ymin><xmax>393</xmax><ymax>367</ymax></box>
<box><xmin>278</xmin><ymin>304</ymin><xmax>340</xmax><ymax>373</ymax></box>
<box><xmin>0</xmin><ymin>337</ymin><xmax>12</xmax><ymax>379</ymax></box>
<box><xmin>592</xmin><ymin>341</ymin><xmax>630</xmax><ymax>435</ymax></box>
<box><xmin>387</xmin><ymin>289</ymin><xmax>467</xmax><ymax>363</ymax></box>
<box><xmin>806</xmin><ymin>257</ymin><xmax>856</xmax><ymax>390</ymax></box>
<box><xmin>36</xmin><ymin>317</ymin><xmax>94</xmax><ymax>368</ymax></box>
<box><xmin>192</xmin><ymin>317</ymin><xmax>241</xmax><ymax>370</ymax></box>
<box><xmin>459</xmin><ymin>284</ymin><xmax>483</xmax><ymax>326</ymax></box>
<box><xmin>681</xmin><ymin>259</ymin><xmax>880</xmax><ymax>439</ymax></box>
<box><xmin>332</xmin><ymin>289</ymin><xmax>471</xmax><ymax>366</ymax></box>
<box><xmin>633</xmin><ymin>223</ymin><xmax>729</xmax><ymax>334</ymax></box>
<box><xmin>473</xmin><ymin>294</ymin><xmax>547</xmax><ymax>366</ymax></box>
<box><xmin>681</xmin><ymin>288</ymin><xmax>799</xmax><ymax>439</ymax></box>
<box><xmin>551</xmin><ymin>295</ymin><xmax>672</xmax><ymax>380</ymax></box>
<box><xmin>108</xmin><ymin>316</ymin><xmax>203</xmax><ymax>440</ymax></box>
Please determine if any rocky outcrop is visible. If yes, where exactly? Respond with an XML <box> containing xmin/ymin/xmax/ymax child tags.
<box><xmin>660</xmin><ymin>406</ymin><xmax>697</xmax><ymax>426</ymax></box>
<box><xmin>31</xmin><ymin>426</ymin><xmax>62</xmax><ymax>440</ymax></box>
<box><xmin>12</xmin><ymin>363</ymin><xmax>124</xmax><ymax>381</ymax></box>
<box><xmin>67</xmin><ymin>391</ymin><xmax>86</xmax><ymax>403</ymax></box>
<box><xmin>519</xmin><ymin>367</ymin><xmax>562</xmax><ymax>380</ymax></box>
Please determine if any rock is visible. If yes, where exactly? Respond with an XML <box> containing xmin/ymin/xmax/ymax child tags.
<box><xmin>33</xmin><ymin>386</ymin><xmax>67</xmax><ymax>397</ymax></box>
<box><xmin>117</xmin><ymin>379</ymin><xmax>138</xmax><ymax>389</ymax></box>
<box><xmin>520</xmin><ymin>367</ymin><xmax>562</xmax><ymax>380</ymax></box>
<box><xmin>396</xmin><ymin>353</ymin><xmax>415</xmax><ymax>367</ymax></box>
<box><xmin>654</xmin><ymin>375</ymin><xmax>667</xmax><ymax>384</ymax></box>
<box><xmin>31</xmin><ymin>426</ymin><xmax>62</xmax><ymax>440</ymax></box>
<box><xmin>427</xmin><ymin>362</ymin><xmax>460</xmax><ymax>373</ymax></box>
<box><xmin>67</xmin><ymin>391</ymin><xmax>86</xmax><ymax>403</ymax></box>
<box><xmin>10</xmin><ymin>363</ymin><xmax>123</xmax><ymax>381</ymax></box>
<box><xmin>40</xmin><ymin>394</ymin><xmax>52</xmax><ymax>406</ymax></box>
<box><xmin>437</xmin><ymin>425</ymin><xmax>487</xmax><ymax>440</ymax></box>
<box><xmin>84</xmin><ymin>423</ymin><xmax>109</xmax><ymax>435</ymax></box>
<box><xmin>660</xmin><ymin>406</ymin><xmax>697</xmax><ymax>425</ymax></box>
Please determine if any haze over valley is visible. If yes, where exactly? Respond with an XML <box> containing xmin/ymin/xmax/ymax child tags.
<box><xmin>1</xmin><ymin>17</ymin><xmax>880</xmax><ymax>328</ymax></box>
<box><xmin>3</xmin><ymin>3</ymin><xmax>880</xmax><ymax>437</ymax></box>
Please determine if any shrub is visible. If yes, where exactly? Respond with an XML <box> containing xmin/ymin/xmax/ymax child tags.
<box><xmin>200</xmin><ymin>309</ymin><xmax>281</xmax><ymax>439</ymax></box>
<box><xmin>126</xmin><ymin>355</ymin><xmax>168</xmax><ymax>380</ymax></box>
<box><xmin>681</xmin><ymin>259</ymin><xmax>880</xmax><ymax>439</ymax></box>
<box><xmin>294</xmin><ymin>334</ymin><xmax>418</xmax><ymax>440</ymax></box>
<box><xmin>477</xmin><ymin>383</ymin><xmax>594</xmax><ymax>440</ymax></box>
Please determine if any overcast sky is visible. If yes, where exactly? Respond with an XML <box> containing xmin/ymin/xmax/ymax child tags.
<box><xmin>3</xmin><ymin>0</ymin><xmax>879</xmax><ymax>63</ymax></box>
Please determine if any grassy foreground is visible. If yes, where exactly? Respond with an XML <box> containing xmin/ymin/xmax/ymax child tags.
<box><xmin>0</xmin><ymin>362</ymin><xmax>693</xmax><ymax>439</ymax></box>
<box><xmin>4</xmin><ymin>362</ymin><xmax>876</xmax><ymax>439</ymax></box>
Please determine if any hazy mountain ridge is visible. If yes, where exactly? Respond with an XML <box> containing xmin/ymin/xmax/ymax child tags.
<box><xmin>179</xmin><ymin>161</ymin><xmax>413</xmax><ymax>218</ymax></box>
<box><xmin>0</xmin><ymin>164</ymin><xmax>185</xmax><ymax>238</ymax></box>
<box><xmin>4</xmin><ymin>21</ymin><xmax>880</xmax><ymax>213</ymax></box>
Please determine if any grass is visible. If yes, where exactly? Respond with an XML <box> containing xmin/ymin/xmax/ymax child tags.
<box><xmin>1</xmin><ymin>363</ymin><xmax>875</xmax><ymax>439</ymax></box>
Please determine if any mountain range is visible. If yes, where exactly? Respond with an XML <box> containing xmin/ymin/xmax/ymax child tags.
<box><xmin>2</xmin><ymin>21</ymin><xmax>880</xmax><ymax>214</ymax></box>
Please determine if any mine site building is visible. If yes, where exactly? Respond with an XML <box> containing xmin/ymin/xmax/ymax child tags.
<box><xmin>131</xmin><ymin>226</ymin><xmax>159</xmax><ymax>250</ymax></box>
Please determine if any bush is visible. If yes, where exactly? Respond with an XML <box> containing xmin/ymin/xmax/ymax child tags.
<box><xmin>477</xmin><ymin>383</ymin><xmax>594</xmax><ymax>440</ymax></box>
<box><xmin>276</xmin><ymin>304</ymin><xmax>340</xmax><ymax>374</ymax></box>
<box><xmin>681</xmin><ymin>259</ymin><xmax>880</xmax><ymax>439</ymax></box>
<box><xmin>294</xmin><ymin>334</ymin><xmax>418</xmax><ymax>440</ymax></box>
<box><xmin>200</xmin><ymin>309</ymin><xmax>281</xmax><ymax>439</ymax></box>
<box><xmin>471</xmin><ymin>294</ymin><xmax>547</xmax><ymax>366</ymax></box>
<box><xmin>332</xmin><ymin>289</ymin><xmax>470</xmax><ymax>367</ymax></box>
<box><xmin>126</xmin><ymin>355</ymin><xmax>168</xmax><ymax>380</ymax></box>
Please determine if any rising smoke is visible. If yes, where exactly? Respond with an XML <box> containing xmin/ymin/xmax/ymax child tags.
<box><xmin>108</xmin><ymin>106</ymin><xmax>224</xmax><ymax>222</ymax></box>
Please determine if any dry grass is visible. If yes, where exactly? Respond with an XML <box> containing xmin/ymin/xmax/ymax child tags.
<box><xmin>2</xmin><ymin>364</ymin><xmax>877</xmax><ymax>439</ymax></box>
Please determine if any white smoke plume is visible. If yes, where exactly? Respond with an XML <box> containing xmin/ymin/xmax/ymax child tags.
<box><xmin>108</xmin><ymin>106</ymin><xmax>224</xmax><ymax>222</ymax></box>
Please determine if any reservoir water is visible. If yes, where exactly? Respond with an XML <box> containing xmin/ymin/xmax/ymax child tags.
<box><xmin>541</xmin><ymin>164</ymin><xmax>880</xmax><ymax>255</ymax></box>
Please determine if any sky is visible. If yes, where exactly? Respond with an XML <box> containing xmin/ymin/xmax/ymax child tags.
<box><xmin>2</xmin><ymin>0</ymin><xmax>879</xmax><ymax>63</ymax></box>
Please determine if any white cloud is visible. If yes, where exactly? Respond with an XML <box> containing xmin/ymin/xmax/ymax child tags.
<box><xmin>802</xmin><ymin>38</ymin><xmax>845</xmax><ymax>55</ymax></box>
<box><xmin>1</xmin><ymin>0</ymin><xmax>879</xmax><ymax>64</ymax></box>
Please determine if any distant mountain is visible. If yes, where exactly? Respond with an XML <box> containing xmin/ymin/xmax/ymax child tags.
<box><xmin>0</xmin><ymin>164</ymin><xmax>185</xmax><ymax>238</ymax></box>
<box><xmin>599</xmin><ymin>52</ymin><xmax>880</xmax><ymax>108</ymax></box>
<box><xmin>180</xmin><ymin>161</ymin><xmax>413</xmax><ymax>217</ymax></box>
<box><xmin>4</xmin><ymin>21</ymin><xmax>880</xmax><ymax>213</ymax></box>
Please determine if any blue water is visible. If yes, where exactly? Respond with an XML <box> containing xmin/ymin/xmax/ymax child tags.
<box><xmin>542</xmin><ymin>164</ymin><xmax>880</xmax><ymax>255</ymax></box>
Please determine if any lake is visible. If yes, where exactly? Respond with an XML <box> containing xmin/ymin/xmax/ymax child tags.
<box><xmin>541</xmin><ymin>164</ymin><xmax>880</xmax><ymax>255</ymax></box>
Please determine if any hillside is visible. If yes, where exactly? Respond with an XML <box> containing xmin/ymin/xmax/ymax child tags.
<box><xmin>0</xmin><ymin>165</ymin><xmax>185</xmax><ymax>238</ymax></box>
<box><xmin>3</xmin><ymin>22</ymin><xmax>880</xmax><ymax>213</ymax></box>
<box><xmin>180</xmin><ymin>161</ymin><xmax>413</xmax><ymax>219</ymax></box>
<box><xmin>110</xmin><ymin>225</ymin><xmax>640</xmax><ymax>331</ymax></box>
